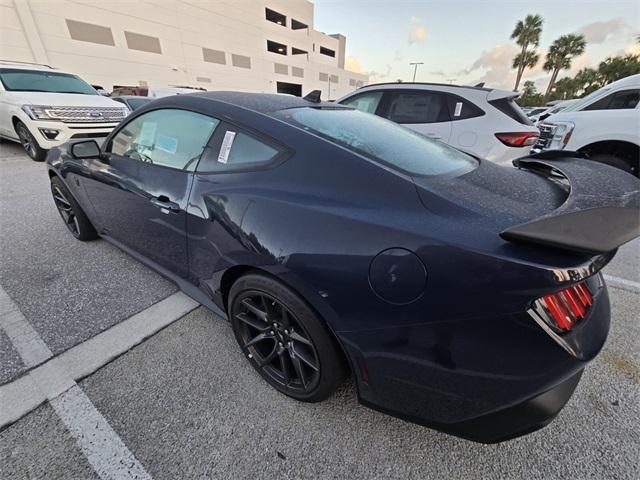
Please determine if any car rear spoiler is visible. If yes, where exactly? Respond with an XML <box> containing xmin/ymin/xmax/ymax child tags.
<box><xmin>501</xmin><ymin>153</ymin><xmax>640</xmax><ymax>255</ymax></box>
<box><xmin>486</xmin><ymin>89</ymin><xmax>520</xmax><ymax>102</ymax></box>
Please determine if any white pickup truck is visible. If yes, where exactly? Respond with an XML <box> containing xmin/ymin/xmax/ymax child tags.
<box><xmin>0</xmin><ymin>61</ymin><xmax>128</xmax><ymax>161</ymax></box>
<box><xmin>532</xmin><ymin>74</ymin><xmax>639</xmax><ymax>177</ymax></box>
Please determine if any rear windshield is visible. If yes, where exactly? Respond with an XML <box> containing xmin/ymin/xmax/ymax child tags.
<box><xmin>0</xmin><ymin>68</ymin><xmax>97</xmax><ymax>95</ymax></box>
<box><xmin>489</xmin><ymin>98</ymin><xmax>533</xmax><ymax>125</ymax></box>
<box><xmin>276</xmin><ymin>107</ymin><xmax>477</xmax><ymax>177</ymax></box>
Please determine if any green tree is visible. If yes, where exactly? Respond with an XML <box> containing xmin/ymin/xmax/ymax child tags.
<box><xmin>518</xmin><ymin>80</ymin><xmax>543</xmax><ymax>106</ymax></box>
<box><xmin>511</xmin><ymin>14</ymin><xmax>544</xmax><ymax>91</ymax></box>
<box><xmin>549</xmin><ymin>77</ymin><xmax>578</xmax><ymax>101</ymax></box>
<box><xmin>573</xmin><ymin>67</ymin><xmax>601</xmax><ymax>96</ymax></box>
<box><xmin>543</xmin><ymin>33</ymin><xmax>587</xmax><ymax>101</ymax></box>
<box><xmin>598</xmin><ymin>54</ymin><xmax>640</xmax><ymax>84</ymax></box>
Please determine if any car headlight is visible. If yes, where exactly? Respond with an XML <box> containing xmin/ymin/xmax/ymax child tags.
<box><xmin>22</xmin><ymin>105</ymin><xmax>58</xmax><ymax>121</ymax></box>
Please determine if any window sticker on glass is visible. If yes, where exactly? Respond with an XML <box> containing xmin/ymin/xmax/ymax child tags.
<box><xmin>156</xmin><ymin>134</ymin><xmax>178</xmax><ymax>154</ymax></box>
<box><xmin>218</xmin><ymin>131</ymin><xmax>236</xmax><ymax>164</ymax></box>
<box><xmin>454</xmin><ymin>102</ymin><xmax>463</xmax><ymax>117</ymax></box>
<box><xmin>139</xmin><ymin>122</ymin><xmax>157</xmax><ymax>147</ymax></box>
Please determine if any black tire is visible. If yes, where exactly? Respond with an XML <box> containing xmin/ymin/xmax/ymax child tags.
<box><xmin>15</xmin><ymin>120</ymin><xmax>47</xmax><ymax>162</ymax></box>
<box><xmin>590</xmin><ymin>154</ymin><xmax>635</xmax><ymax>176</ymax></box>
<box><xmin>229</xmin><ymin>273</ymin><xmax>348</xmax><ymax>402</ymax></box>
<box><xmin>50</xmin><ymin>176</ymin><xmax>98</xmax><ymax>241</ymax></box>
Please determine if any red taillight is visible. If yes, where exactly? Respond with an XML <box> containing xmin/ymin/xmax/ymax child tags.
<box><xmin>533</xmin><ymin>281</ymin><xmax>593</xmax><ymax>332</ymax></box>
<box><xmin>495</xmin><ymin>132</ymin><xmax>539</xmax><ymax>147</ymax></box>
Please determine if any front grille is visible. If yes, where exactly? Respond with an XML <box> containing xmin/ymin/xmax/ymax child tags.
<box><xmin>534</xmin><ymin>124</ymin><xmax>556</xmax><ymax>149</ymax></box>
<box><xmin>45</xmin><ymin>106</ymin><xmax>127</xmax><ymax>123</ymax></box>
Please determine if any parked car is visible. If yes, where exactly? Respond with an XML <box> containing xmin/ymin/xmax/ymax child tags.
<box><xmin>534</xmin><ymin>99</ymin><xmax>579</xmax><ymax>124</ymax></box>
<box><xmin>337</xmin><ymin>82</ymin><xmax>539</xmax><ymax>166</ymax></box>
<box><xmin>111</xmin><ymin>95</ymin><xmax>153</xmax><ymax>112</ymax></box>
<box><xmin>533</xmin><ymin>74</ymin><xmax>640</xmax><ymax>176</ymax></box>
<box><xmin>0</xmin><ymin>61</ymin><xmax>128</xmax><ymax>161</ymax></box>
<box><xmin>525</xmin><ymin>106</ymin><xmax>549</xmax><ymax>118</ymax></box>
<box><xmin>46</xmin><ymin>92</ymin><xmax>639</xmax><ymax>443</ymax></box>
<box><xmin>91</xmin><ymin>84</ymin><xmax>110</xmax><ymax>96</ymax></box>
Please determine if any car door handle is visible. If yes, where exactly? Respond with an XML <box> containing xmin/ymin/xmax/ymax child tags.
<box><xmin>150</xmin><ymin>195</ymin><xmax>181</xmax><ymax>213</ymax></box>
<box><xmin>425</xmin><ymin>133</ymin><xmax>442</xmax><ymax>140</ymax></box>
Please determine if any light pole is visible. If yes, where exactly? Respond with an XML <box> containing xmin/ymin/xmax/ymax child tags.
<box><xmin>409</xmin><ymin>62</ymin><xmax>423</xmax><ymax>82</ymax></box>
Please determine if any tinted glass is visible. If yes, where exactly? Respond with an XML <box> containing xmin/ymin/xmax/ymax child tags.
<box><xmin>198</xmin><ymin>130</ymin><xmax>280</xmax><ymax>172</ymax></box>
<box><xmin>0</xmin><ymin>68</ymin><xmax>97</xmax><ymax>94</ymax></box>
<box><xmin>110</xmin><ymin>109</ymin><xmax>219</xmax><ymax>170</ymax></box>
<box><xmin>127</xmin><ymin>98</ymin><xmax>152</xmax><ymax>110</ymax></box>
<box><xmin>584</xmin><ymin>89</ymin><xmax>640</xmax><ymax>110</ymax></box>
<box><xmin>444</xmin><ymin>94</ymin><xmax>485</xmax><ymax>120</ymax></box>
<box><xmin>489</xmin><ymin>98</ymin><xmax>533</xmax><ymax>125</ymax></box>
<box><xmin>386</xmin><ymin>92</ymin><xmax>448</xmax><ymax>124</ymax></box>
<box><xmin>340</xmin><ymin>92</ymin><xmax>383</xmax><ymax>114</ymax></box>
<box><xmin>279</xmin><ymin>107</ymin><xmax>476</xmax><ymax>176</ymax></box>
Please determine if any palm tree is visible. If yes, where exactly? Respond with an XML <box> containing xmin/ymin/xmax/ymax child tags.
<box><xmin>543</xmin><ymin>34</ymin><xmax>586</xmax><ymax>101</ymax></box>
<box><xmin>511</xmin><ymin>14</ymin><xmax>544</xmax><ymax>91</ymax></box>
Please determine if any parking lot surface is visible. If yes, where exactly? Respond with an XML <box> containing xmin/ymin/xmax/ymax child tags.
<box><xmin>1</xmin><ymin>142</ymin><xmax>639</xmax><ymax>479</ymax></box>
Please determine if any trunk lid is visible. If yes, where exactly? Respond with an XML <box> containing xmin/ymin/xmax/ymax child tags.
<box><xmin>412</xmin><ymin>153</ymin><xmax>640</xmax><ymax>255</ymax></box>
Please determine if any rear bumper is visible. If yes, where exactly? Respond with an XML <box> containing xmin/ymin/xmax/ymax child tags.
<box><xmin>363</xmin><ymin>369</ymin><xmax>583</xmax><ymax>443</ymax></box>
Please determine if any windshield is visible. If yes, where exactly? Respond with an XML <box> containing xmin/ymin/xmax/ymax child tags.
<box><xmin>563</xmin><ymin>87</ymin><xmax>611</xmax><ymax>112</ymax></box>
<box><xmin>277</xmin><ymin>107</ymin><xmax>477</xmax><ymax>177</ymax></box>
<box><xmin>0</xmin><ymin>69</ymin><xmax>97</xmax><ymax>95</ymax></box>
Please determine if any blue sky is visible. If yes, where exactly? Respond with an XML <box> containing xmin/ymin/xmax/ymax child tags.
<box><xmin>313</xmin><ymin>0</ymin><xmax>640</xmax><ymax>91</ymax></box>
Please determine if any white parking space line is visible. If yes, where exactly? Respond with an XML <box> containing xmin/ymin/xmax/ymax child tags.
<box><xmin>0</xmin><ymin>287</ymin><xmax>197</xmax><ymax>479</ymax></box>
<box><xmin>603</xmin><ymin>274</ymin><xmax>640</xmax><ymax>294</ymax></box>
<box><xmin>51</xmin><ymin>385</ymin><xmax>152</xmax><ymax>480</ymax></box>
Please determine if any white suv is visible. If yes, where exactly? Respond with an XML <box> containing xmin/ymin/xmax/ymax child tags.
<box><xmin>533</xmin><ymin>74</ymin><xmax>639</xmax><ymax>177</ymax></box>
<box><xmin>0</xmin><ymin>62</ymin><xmax>128</xmax><ymax>161</ymax></box>
<box><xmin>337</xmin><ymin>82</ymin><xmax>539</xmax><ymax>165</ymax></box>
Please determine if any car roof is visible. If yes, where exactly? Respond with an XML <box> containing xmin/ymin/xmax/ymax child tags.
<box><xmin>357</xmin><ymin>81</ymin><xmax>493</xmax><ymax>92</ymax></box>
<box><xmin>0</xmin><ymin>61</ymin><xmax>62</xmax><ymax>72</ymax></box>
<box><xmin>188</xmin><ymin>91</ymin><xmax>338</xmax><ymax>114</ymax></box>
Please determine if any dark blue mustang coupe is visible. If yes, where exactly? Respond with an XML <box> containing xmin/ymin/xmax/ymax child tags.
<box><xmin>46</xmin><ymin>92</ymin><xmax>640</xmax><ymax>443</ymax></box>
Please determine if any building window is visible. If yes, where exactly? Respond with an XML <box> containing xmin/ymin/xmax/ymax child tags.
<box><xmin>291</xmin><ymin>47</ymin><xmax>307</xmax><ymax>55</ymax></box>
<box><xmin>202</xmin><ymin>48</ymin><xmax>226</xmax><ymax>65</ymax></box>
<box><xmin>319</xmin><ymin>72</ymin><xmax>328</xmax><ymax>82</ymax></box>
<box><xmin>196</xmin><ymin>76</ymin><xmax>211</xmax><ymax>83</ymax></box>
<box><xmin>291</xmin><ymin>19</ymin><xmax>308</xmax><ymax>30</ymax></box>
<box><xmin>349</xmin><ymin>79</ymin><xmax>357</xmax><ymax>86</ymax></box>
<box><xmin>267</xmin><ymin>40</ymin><xmax>287</xmax><ymax>55</ymax></box>
<box><xmin>330</xmin><ymin>75</ymin><xmax>339</xmax><ymax>84</ymax></box>
<box><xmin>66</xmin><ymin>19</ymin><xmax>115</xmax><ymax>46</ymax></box>
<box><xmin>232</xmin><ymin>54</ymin><xmax>251</xmax><ymax>69</ymax></box>
<box><xmin>320</xmin><ymin>47</ymin><xmax>335</xmax><ymax>58</ymax></box>
<box><xmin>292</xmin><ymin>67</ymin><xmax>304</xmax><ymax>78</ymax></box>
<box><xmin>274</xmin><ymin>63</ymin><xmax>288</xmax><ymax>75</ymax></box>
<box><xmin>125</xmin><ymin>31</ymin><xmax>162</xmax><ymax>54</ymax></box>
<box><xmin>265</xmin><ymin>8</ymin><xmax>286</xmax><ymax>26</ymax></box>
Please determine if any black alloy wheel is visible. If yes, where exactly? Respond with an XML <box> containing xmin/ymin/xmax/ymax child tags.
<box><xmin>229</xmin><ymin>274</ymin><xmax>347</xmax><ymax>402</ymax></box>
<box><xmin>15</xmin><ymin>121</ymin><xmax>47</xmax><ymax>161</ymax></box>
<box><xmin>50</xmin><ymin>177</ymin><xmax>98</xmax><ymax>241</ymax></box>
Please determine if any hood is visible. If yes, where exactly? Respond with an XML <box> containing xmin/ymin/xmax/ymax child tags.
<box><xmin>11</xmin><ymin>92</ymin><xmax>123</xmax><ymax>108</ymax></box>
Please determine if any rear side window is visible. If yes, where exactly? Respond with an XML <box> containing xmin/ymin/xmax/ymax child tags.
<box><xmin>109</xmin><ymin>109</ymin><xmax>219</xmax><ymax>170</ymax></box>
<box><xmin>583</xmin><ymin>89</ymin><xmax>640</xmax><ymax>110</ymax></box>
<box><xmin>197</xmin><ymin>128</ymin><xmax>281</xmax><ymax>172</ymax></box>
<box><xmin>385</xmin><ymin>91</ymin><xmax>449</xmax><ymax>124</ymax></box>
<box><xmin>340</xmin><ymin>91</ymin><xmax>383</xmax><ymax>114</ymax></box>
<box><xmin>445</xmin><ymin>94</ymin><xmax>485</xmax><ymax>120</ymax></box>
<box><xmin>489</xmin><ymin>98</ymin><xmax>533</xmax><ymax>125</ymax></box>
<box><xmin>278</xmin><ymin>107</ymin><xmax>477</xmax><ymax>177</ymax></box>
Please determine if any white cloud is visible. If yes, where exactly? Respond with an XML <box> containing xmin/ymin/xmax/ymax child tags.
<box><xmin>578</xmin><ymin>18</ymin><xmax>630</xmax><ymax>44</ymax></box>
<box><xmin>461</xmin><ymin>43</ymin><xmax>519</xmax><ymax>89</ymax></box>
<box><xmin>408</xmin><ymin>16</ymin><xmax>427</xmax><ymax>44</ymax></box>
<box><xmin>345</xmin><ymin>56</ymin><xmax>363</xmax><ymax>73</ymax></box>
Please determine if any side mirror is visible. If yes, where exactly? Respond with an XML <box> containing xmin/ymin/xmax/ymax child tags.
<box><xmin>70</xmin><ymin>140</ymin><xmax>101</xmax><ymax>159</ymax></box>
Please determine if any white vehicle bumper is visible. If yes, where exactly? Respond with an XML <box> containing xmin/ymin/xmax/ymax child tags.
<box><xmin>24</xmin><ymin>119</ymin><xmax>119</xmax><ymax>149</ymax></box>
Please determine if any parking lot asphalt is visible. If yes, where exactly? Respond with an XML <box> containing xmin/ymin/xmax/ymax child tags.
<box><xmin>1</xmin><ymin>142</ymin><xmax>639</xmax><ymax>479</ymax></box>
<box><xmin>0</xmin><ymin>142</ymin><xmax>176</xmax><ymax>382</ymax></box>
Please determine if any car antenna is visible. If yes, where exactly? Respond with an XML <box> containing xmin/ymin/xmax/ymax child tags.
<box><xmin>303</xmin><ymin>90</ymin><xmax>322</xmax><ymax>103</ymax></box>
